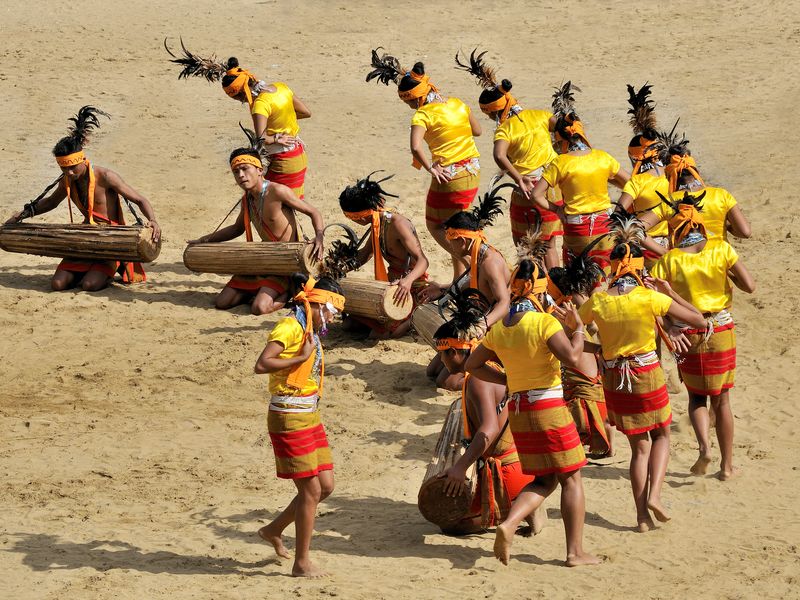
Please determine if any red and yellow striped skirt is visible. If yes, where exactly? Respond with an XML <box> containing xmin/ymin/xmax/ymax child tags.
<box><xmin>510</xmin><ymin>186</ymin><xmax>563</xmax><ymax>243</ymax></box>
<box><xmin>564</xmin><ymin>367</ymin><xmax>610</xmax><ymax>455</ymax></box>
<box><xmin>679</xmin><ymin>322</ymin><xmax>736</xmax><ymax>396</ymax></box>
<box><xmin>468</xmin><ymin>448</ymin><xmax>534</xmax><ymax>528</ymax></box>
<box><xmin>268</xmin><ymin>409</ymin><xmax>333</xmax><ymax>479</ymax></box>
<box><xmin>266</xmin><ymin>144</ymin><xmax>308</xmax><ymax>199</ymax></box>
<box><xmin>425</xmin><ymin>167</ymin><xmax>480</xmax><ymax>226</ymax></box>
<box><xmin>227</xmin><ymin>274</ymin><xmax>289</xmax><ymax>295</ymax></box>
<box><xmin>602</xmin><ymin>360</ymin><xmax>672</xmax><ymax>436</ymax></box>
<box><xmin>57</xmin><ymin>258</ymin><xmax>146</xmax><ymax>283</ymax></box>
<box><xmin>562</xmin><ymin>211</ymin><xmax>614</xmax><ymax>274</ymax></box>
<box><xmin>507</xmin><ymin>394</ymin><xmax>587</xmax><ymax>476</ymax></box>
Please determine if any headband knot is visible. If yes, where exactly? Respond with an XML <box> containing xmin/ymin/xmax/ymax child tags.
<box><xmin>665</xmin><ymin>154</ymin><xmax>704</xmax><ymax>192</ymax></box>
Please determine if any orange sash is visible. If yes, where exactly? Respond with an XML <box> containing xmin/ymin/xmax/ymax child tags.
<box><xmin>445</xmin><ymin>228</ymin><xmax>487</xmax><ymax>288</ymax></box>
<box><xmin>371</xmin><ymin>211</ymin><xmax>389</xmax><ymax>282</ymax></box>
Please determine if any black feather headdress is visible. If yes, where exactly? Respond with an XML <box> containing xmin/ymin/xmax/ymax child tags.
<box><xmin>655</xmin><ymin>189</ymin><xmax>706</xmax><ymax>216</ymax></box>
<box><xmin>626</xmin><ymin>83</ymin><xmax>657</xmax><ymax>135</ymax></box>
<box><xmin>655</xmin><ymin>119</ymin><xmax>689</xmax><ymax>164</ymax></box>
<box><xmin>237</xmin><ymin>122</ymin><xmax>270</xmax><ymax>171</ymax></box>
<box><xmin>340</xmin><ymin>171</ymin><xmax>399</xmax><ymax>212</ymax></box>
<box><xmin>164</xmin><ymin>37</ymin><xmax>228</xmax><ymax>82</ymax></box>
<box><xmin>319</xmin><ymin>223</ymin><xmax>367</xmax><ymax>281</ymax></box>
<box><xmin>551</xmin><ymin>235</ymin><xmax>605</xmax><ymax>297</ymax></box>
<box><xmin>434</xmin><ymin>286</ymin><xmax>492</xmax><ymax>343</ymax></box>
<box><xmin>551</xmin><ymin>81</ymin><xmax>581</xmax><ymax>119</ymax></box>
<box><xmin>365</xmin><ymin>48</ymin><xmax>405</xmax><ymax>86</ymax></box>
<box><xmin>66</xmin><ymin>106</ymin><xmax>110</xmax><ymax>147</ymax></box>
<box><xmin>454</xmin><ymin>48</ymin><xmax>497</xmax><ymax>89</ymax></box>
<box><xmin>472</xmin><ymin>182</ymin><xmax>511</xmax><ymax>229</ymax></box>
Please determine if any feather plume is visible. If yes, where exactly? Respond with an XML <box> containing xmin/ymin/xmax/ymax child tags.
<box><xmin>556</xmin><ymin>234</ymin><xmax>606</xmax><ymax>296</ymax></box>
<box><xmin>319</xmin><ymin>223</ymin><xmax>365</xmax><ymax>280</ymax></box>
<box><xmin>436</xmin><ymin>286</ymin><xmax>491</xmax><ymax>341</ymax></box>
<box><xmin>655</xmin><ymin>119</ymin><xmax>690</xmax><ymax>164</ymax></box>
<box><xmin>365</xmin><ymin>47</ymin><xmax>404</xmax><ymax>86</ymax></box>
<box><xmin>66</xmin><ymin>106</ymin><xmax>110</xmax><ymax>146</ymax></box>
<box><xmin>551</xmin><ymin>81</ymin><xmax>581</xmax><ymax>118</ymax></box>
<box><xmin>515</xmin><ymin>225</ymin><xmax>548</xmax><ymax>266</ymax></box>
<box><xmin>608</xmin><ymin>212</ymin><xmax>646</xmax><ymax>248</ymax></box>
<box><xmin>472</xmin><ymin>182</ymin><xmax>510</xmax><ymax>229</ymax></box>
<box><xmin>454</xmin><ymin>48</ymin><xmax>496</xmax><ymax>89</ymax></box>
<box><xmin>237</xmin><ymin>122</ymin><xmax>271</xmax><ymax>170</ymax></box>
<box><xmin>164</xmin><ymin>37</ymin><xmax>227</xmax><ymax>82</ymax></box>
<box><xmin>341</xmin><ymin>171</ymin><xmax>399</xmax><ymax>211</ymax></box>
<box><xmin>655</xmin><ymin>189</ymin><xmax>706</xmax><ymax>216</ymax></box>
<box><xmin>626</xmin><ymin>82</ymin><xmax>657</xmax><ymax>135</ymax></box>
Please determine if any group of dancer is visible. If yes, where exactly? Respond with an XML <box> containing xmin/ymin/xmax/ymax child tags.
<box><xmin>3</xmin><ymin>42</ymin><xmax>754</xmax><ymax>576</ymax></box>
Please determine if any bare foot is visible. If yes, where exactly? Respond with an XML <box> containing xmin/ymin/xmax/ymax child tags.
<box><xmin>258</xmin><ymin>524</ymin><xmax>291</xmax><ymax>559</ymax></box>
<box><xmin>718</xmin><ymin>466</ymin><xmax>739</xmax><ymax>481</ymax></box>
<box><xmin>690</xmin><ymin>451</ymin><xmax>712</xmax><ymax>475</ymax></box>
<box><xmin>532</xmin><ymin>505</ymin><xmax>547</xmax><ymax>535</ymax></box>
<box><xmin>493</xmin><ymin>523</ymin><xmax>513</xmax><ymax>565</ymax></box>
<box><xmin>565</xmin><ymin>552</ymin><xmax>602</xmax><ymax>567</ymax></box>
<box><xmin>647</xmin><ymin>500</ymin><xmax>671</xmax><ymax>523</ymax></box>
<box><xmin>292</xmin><ymin>559</ymin><xmax>328</xmax><ymax>578</ymax></box>
<box><xmin>636</xmin><ymin>517</ymin><xmax>655</xmax><ymax>533</ymax></box>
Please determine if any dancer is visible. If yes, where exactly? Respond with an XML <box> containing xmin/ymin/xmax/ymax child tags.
<box><xmin>650</xmin><ymin>191</ymin><xmax>755</xmax><ymax>479</ymax></box>
<box><xmin>165</xmin><ymin>39</ymin><xmax>311</xmax><ymax>199</ymax></box>
<box><xmin>367</xmin><ymin>49</ymin><xmax>481</xmax><ymax>276</ymax></box>
<box><xmin>577</xmin><ymin>215</ymin><xmax>705</xmax><ymax>531</ymax></box>
<box><xmin>532</xmin><ymin>83</ymin><xmax>630</xmax><ymax>275</ymax></box>
<box><xmin>254</xmin><ymin>273</ymin><xmax>345</xmax><ymax>578</ymax></box>
<box><xmin>465</xmin><ymin>257</ymin><xmax>598</xmax><ymax>567</ymax></box>
<box><xmin>433</xmin><ymin>289</ymin><xmax>543</xmax><ymax>535</ymax></box>
<box><xmin>5</xmin><ymin>106</ymin><xmax>160</xmax><ymax>291</ymax></box>
<box><xmin>338</xmin><ymin>172</ymin><xmax>430</xmax><ymax>337</ymax></box>
<box><xmin>189</xmin><ymin>131</ymin><xmax>324</xmax><ymax>314</ymax></box>
<box><xmin>454</xmin><ymin>49</ymin><xmax>561</xmax><ymax>267</ymax></box>
<box><xmin>615</xmin><ymin>84</ymin><xmax>670</xmax><ymax>268</ymax></box>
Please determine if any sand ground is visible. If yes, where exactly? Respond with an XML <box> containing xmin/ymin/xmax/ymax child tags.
<box><xmin>1</xmin><ymin>1</ymin><xmax>798</xmax><ymax>598</ymax></box>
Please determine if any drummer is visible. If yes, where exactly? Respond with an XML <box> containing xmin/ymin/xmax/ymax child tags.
<box><xmin>339</xmin><ymin>172</ymin><xmax>430</xmax><ymax>338</ymax></box>
<box><xmin>5</xmin><ymin>106</ymin><xmax>161</xmax><ymax>291</ymax></box>
<box><xmin>189</xmin><ymin>143</ymin><xmax>325</xmax><ymax>315</ymax></box>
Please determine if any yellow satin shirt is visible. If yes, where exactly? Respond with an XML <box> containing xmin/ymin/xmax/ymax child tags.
<box><xmin>410</xmin><ymin>97</ymin><xmax>479</xmax><ymax>167</ymax></box>
<box><xmin>622</xmin><ymin>172</ymin><xmax>670</xmax><ymax>237</ymax></box>
<box><xmin>649</xmin><ymin>186</ymin><xmax>737</xmax><ymax>241</ymax></box>
<box><xmin>267</xmin><ymin>317</ymin><xmax>319</xmax><ymax>396</ymax></box>
<box><xmin>542</xmin><ymin>149</ymin><xmax>620</xmax><ymax>215</ymax></box>
<box><xmin>578</xmin><ymin>287</ymin><xmax>672</xmax><ymax>360</ymax></box>
<box><xmin>493</xmin><ymin>109</ymin><xmax>557</xmax><ymax>175</ymax></box>
<box><xmin>650</xmin><ymin>239</ymin><xmax>738</xmax><ymax>313</ymax></box>
<box><xmin>251</xmin><ymin>82</ymin><xmax>301</xmax><ymax>137</ymax></box>
<box><xmin>481</xmin><ymin>311</ymin><xmax>563</xmax><ymax>393</ymax></box>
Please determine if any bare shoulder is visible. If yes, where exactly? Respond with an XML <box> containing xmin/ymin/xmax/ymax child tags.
<box><xmin>267</xmin><ymin>181</ymin><xmax>294</xmax><ymax>201</ymax></box>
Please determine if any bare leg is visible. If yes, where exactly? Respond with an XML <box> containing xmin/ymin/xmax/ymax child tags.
<box><xmin>258</xmin><ymin>498</ymin><xmax>296</xmax><ymax>559</ymax></box>
<box><xmin>604</xmin><ymin>421</ymin><xmax>615</xmax><ymax>457</ymax></box>
<box><xmin>81</xmin><ymin>270</ymin><xmax>112</xmax><ymax>292</ymax></box>
<box><xmin>214</xmin><ymin>286</ymin><xmax>249</xmax><ymax>310</ymax></box>
<box><xmin>710</xmin><ymin>392</ymin><xmax>735</xmax><ymax>480</ymax></box>
<box><xmin>494</xmin><ymin>477</ymin><xmax>557</xmax><ymax>565</ymax></box>
<box><xmin>291</xmin><ymin>475</ymin><xmax>327</xmax><ymax>578</ymax></box>
<box><xmin>647</xmin><ymin>426</ymin><xmax>671</xmax><ymax>522</ymax></box>
<box><xmin>688</xmin><ymin>393</ymin><xmax>712</xmax><ymax>475</ymax></box>
<box><xmin>544</xmin><ymin>239</ymin><xmax>560</xmax><ymax>270</ymax></box>
<box><xmin>559</xmin><ymin>470</ymin><xmax>600</xmax><ymax>567</ymax></box>
<box><xmin>51</xmin><ymin>269</ymin><xmax>77</xmax><ymax>291</ymax></box>
<box><xmin>251</xmin><ymin>287</ymin><xmax>287</xmax><ymax>316</ymax></box>
<box><xmin>426</xmin><ymin>219</ymin><xmax>467</xmax><ymax>280</ymax></box>
<box><xmin>627</xmin><ymin>432</ymin><xmax>654</xmax><ymax>532</ymax></box>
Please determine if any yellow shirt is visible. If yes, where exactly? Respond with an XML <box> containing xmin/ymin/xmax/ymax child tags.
<box><xmin>650</xmin><ymin>238</ymin><xmax>738</xmax><ymax>313</ymax></box>
<box><xmin>481</xmin><ymin>311</ymin><xmax>563</xmax><ymax>393</ymax></box>
<box><xmin>622</xmin><ymin>172</ymin><xmax>669</xmax><ymax>237</ymax></box>
<box><xmin>649</xmin><ymin>186</ymin><xmax>737</xmax><ymax>241</ymax></box>
<box><xmin>410</xmin><ymin>97</ymin><xmax>479</xmax><ymax>167</ymax></box>
<box><xmin>251</xmin><ymin>82</ymin><xmax>300</xmax><ymax>137</ymax></box>
<box><xmin>578</xmin><ymin>287</ymin><xmax>672</xmax><ymax>360</ymax></box>
<box><xmin>266</xmin><ymin>317</ymin><xmax>320</xmax><ymax>396</ymax></box>
<box><xmin>493</xmin><ymin>109</ymin><xmax>557</xmax><ymax>175</ymax></box>
<box><xmin>542</xmin><ymin>149</ymin><xmax>620</xmax><ymax>215</ymax></box>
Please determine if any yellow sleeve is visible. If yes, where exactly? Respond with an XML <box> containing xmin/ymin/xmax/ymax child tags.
<box><xmin>410</xmin><ymin>108</ymin><xmax>430</xmax><ymax>129</ymax></box>
<box><xmin>251</xmin><ymin>93</ymin><xmax>273</xmax><ymax>118</ymax></box>
<box><xmin>606</xmin><ymin>152</ymin><xmax>621</xmax><ymax>176</ymax></box>
<box><xmin>622</xmin><ymin>176</ymin><xmax>638</xmax><ymax>198</ymax></box>
<box><xmin>650</xmin><ymin>290</ymin><xmax>673</xmax><ymax>317</ymax></box>
<box><xmin>542</xmin><ymin>160</ymin><xmax>560</xmax><ymax>187</ymax></box>
<box><xmin>651</xmin><ymin>201</ymin><xmax>670</xmax><ymax>223</ymax></box>
<box><xmin>723</xmin><ymin>188</ymin><xmax>738</xmax><ymax>210</ymax></box>
<box><xmin>577</xmin><ymin>296</ymin><xmax>595</xmax><ymax>325</ymax></box>
<box><xmin>267</xmin><ymin>317</ymin><xmax>303</xmax><ymax>349</ymax></box>
<box><xmin>723</xmin><ymin>241</ymin><xmax>739</xmax><ymax>269</ymax></box>
<box><xmin>541</xmin><ymin>314</ymin><xmax>563</xmax><ymax>341</ymax></box>
<box><xmin>649</xmin><ymin>255</ymin><xmax>668</xmax><ymax>281</ymax></box>
<box><xmin>493</xmin><ymin>121</ymin><xmax>511</xmax><ymax>143</ymax></box>
<box><xmin>480</xmin><ymin>325</ymin><xmax>497</xmax><ymax>352</ymax></box>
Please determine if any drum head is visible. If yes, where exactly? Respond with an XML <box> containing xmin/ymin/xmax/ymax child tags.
<box><xmin>417</xmin><ymin>476</ymin><xmax>473</xmax><ymax>529</ymax></box>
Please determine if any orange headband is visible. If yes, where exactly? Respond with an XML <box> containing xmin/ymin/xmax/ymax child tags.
<box><xmin>628</xmin><ymin>138</ymin><xmax>659</xmax><ymax>175</ymax></box>
<box><xmin>665</xmin><ymin>154</ymin><xmax>704</xmax><ymax>192</ymax></box>
<box><xmin>223</xmin><ymin>67</ymin><xmax>258</xmax><ymax>107</ymax></box>
<box><xmin>445</xmin><ymin>228</ymin><xmax>484</xmax><ymax>242</ymax></box>
<box><xmin>55</xmin><ymin>151</ymin><xmax>86</xmax><ymax>167</ymax></box>
<box><xmin>480</xmin><ymin>88</ymin><xmax>518</xmax><ymax>123</ymax></box>
<box><xmin>668</xmin><ymin>203</ymin><xmax>707</xmax><ymax>247</ymax></box>
<box><xmin>343</xmin><ymin>209</ymin><xmax>374</xmax><ymax>221</ymax></box>
<box><xmin>608</xmin><ymin>244</ymin><xmax>645</xmax><ymax>288</ymax></box>
<box><xmin>556</xmin><ymin>119</ymin><xmax>591</xmax><ymax>153</ymax></box>
<box><xmin>509</xmin><ymin>263</ymin><xmax>547</xmax><ymax>312</ymax></box>
<box><xmin>435</xmin><ymin>338</ymin><xmax>478</xmax><ymax>352</ymax></box>
<box><xmin>398</xmin><ymin>72</ymin><xmax>438</xmax><ymax>107</ymax></box>
<box><xmin>547</xmin><ymin>276</ymin><xmax>571</xmax><ymax>306</ymax></box>
<box><xmin>230</xmin><ymin>154</ymin><xmax>263</xmax><ymax>170</ymax></box>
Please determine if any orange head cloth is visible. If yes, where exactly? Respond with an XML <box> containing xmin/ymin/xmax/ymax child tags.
<box><xmin>665</xmin><ymin>153</ymin><xmax>704</xmax><ymax>192</ymax></box>
<box><xmin>480</xmin><ymin>84</ymin><xmax>517</xmax><ymax>123</ymax></box>
<box><xmin>668</xmin><ymin>203</ymin><xmax>707</xmax><ymax>247</ymax></box>
<box><xmin>446</xmin><ymin>228</ymin><xmax>486</xmax><ymax>288</ymax></box>
<box><xmin>556</xmin><ymin>118</ymin><xmax>591</xmax><ymax>153</ymax></box>
<box><xmin>398</xmin><ymin>71</ymin><xmax>438</xmax><ymax>108</ymax></box>
<box><xmin>435</xmin><ymin>337</ymin><xmax>478</xmax><ymax>353</ymax></box>
<box><xmin>608</xmin><ymin>244</ymin><xmax>645</xmax><ymax>288</ymax></box>
<box><xmin>546</xmin><ymin>276</ymin><xmax>571</xmax><ymax>309</ymax></box>
<box><xmin>628</xmin><ymin>138</ymin><xmax>659</xmax><ymax>175</ymax></box>
<box><xmin>509</xmin><ymin>263</ymin><xmax>547</xmax><ymax>313</ymax></box>
<box><xmin>285</xmin><ymin>277</ymin><xmax>346</xmax><ymax>396</ymax></box>
<box><xmin>55</xmin><ymin>151</ymin><xmax>86</xmax><ymax>167</ymax></box>
<box><xmin>223</xmin><ymin>66</ymin><xmax>259</xmax><ymax>107</ymax></box>
<box><xmin>343</xmin><ymin>209</ymin><xmax>389</xmax><ymax>281</ymax></box>
<box><xmin>230</xmin><ymin>154</ymin><xmax>263</xmax><ymax>171</ymax></box>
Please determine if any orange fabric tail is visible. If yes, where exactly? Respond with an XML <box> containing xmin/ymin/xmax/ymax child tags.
<box><xmin>372</xmin><ymin>211</ymin><xmax>389</xmax><ymax>282</ymax></box>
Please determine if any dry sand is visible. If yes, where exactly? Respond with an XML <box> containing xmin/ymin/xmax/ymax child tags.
<box><xmin>1</xmin><ymin>1</ymin><xmax>798</xmax><ymax>598</ymax></box>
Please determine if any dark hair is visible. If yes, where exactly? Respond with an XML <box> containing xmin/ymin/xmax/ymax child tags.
<box><xmin>676</xmin><ymin>168</ymin><xmax>700</xmax><ymax>189</ymax></box>
<box><xmin>52</xmin><ymin>105</ymin><xmax>109</xmax><ymax>157</ymax></box>
<box><xmin>432</xmin><ymin>287</ymin><xmax>488</xmax><ymax>351</ymax></box>
<box><xmin>52</xmin><ymin>136</ymin><xmax>82</xmax><ymax>157</ymax></box>
<box><xmin>288</xmin><ymin>272</ymin><xmax>343</xmax><ymax>302</ymax></box>
<box><xmin>478</xmin><ymin>78</ymin><xmax>512</xmax><ymax>105</ymax></box>
<box><xmin>514</xmin><ymin>258</ymin><xmax>547</xmax><ymax>282</ymax></box>
<box><xmin>443</xmin><ymin>185</ymin><xmax>507</xmax><ymax>232</ymax></box>
<box><xmin>628</xmin><ymin>131</ymin><xmax>659</xmax><ymax>149</ymax></box>
<box><xmin>221</xmin><ymin>57</ymin><xmax>249</xmax><ymax>87</ymax></box>
<box><xmin>554</xmin><ymin>113</ymin><xmax>581</xmax><ymax>143</ymax></box>
<box><xmin>338</xmin><ymin>173</ymin><xmax>397</xmax><ymax>213</ymax></box>
<box><xmin>228</xmin><ymin>147</ymin><xmax>261</xmax><ymax>163</ymax></box>
<box><xmin>432</xmin><ymin>321</ymin><xmax>466</xmax><ymax>350</ymax></box>
<box><xmin>398</xmin><ymin>62</ymin><xmax>425</xmax><ymax>92</ymax></box>
<box><xmin>610</xmin><ymin>242</ymin><xmax>644</xmax><ymax>260</ymax></box>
